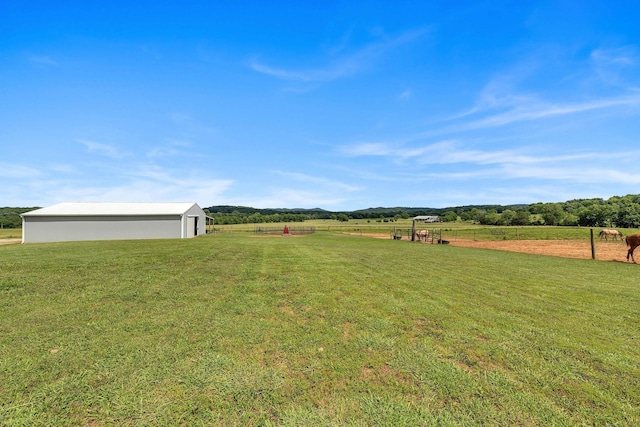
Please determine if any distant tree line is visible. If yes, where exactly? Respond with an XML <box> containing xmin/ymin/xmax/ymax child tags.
<box><xmin>206</xmin><ymin>194</ymin><xmax>640</xmax><ymax>228</ymax></box>
<box><xmin>4</xmin><ymin>196</ymin><xmax>640</xmax><ymax>228</ymax></box>
<box><xmin>463</xmin><ymin>194</ymin><xmax>640</xmax><ymax>227</ymax></box>
<box><xmin>0</xmin><ymin>207</ymin><xmax>38</xmax><ymax>228</ymax></box>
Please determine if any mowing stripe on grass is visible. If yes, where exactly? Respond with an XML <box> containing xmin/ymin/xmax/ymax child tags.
<box><xmin>1</xmin><ymin>233</ymin><xmax>638</xmax><ymax>425</ymax></box>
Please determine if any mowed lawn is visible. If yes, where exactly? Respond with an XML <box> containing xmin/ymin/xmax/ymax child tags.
<box><xmin>1</xmin><ymin>233</ymin><xmax>638</xmax><ymax>426</ymax></box>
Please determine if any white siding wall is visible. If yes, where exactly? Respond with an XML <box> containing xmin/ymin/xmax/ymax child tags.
<box><xmin>22</xmin><ymin>215</ymin><xmax>181</xmax><ymax>243</ymax></box>
<box><xmin>182</xmin><ymin>204</ymin><xmax>206</xmax><ymax>238</ymax></box>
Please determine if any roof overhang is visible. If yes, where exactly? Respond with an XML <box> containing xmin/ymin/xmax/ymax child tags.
<box><xmin>21</xmin><ymin>202</ymin><xmax>201</xmax><ymax>217</ymax></box>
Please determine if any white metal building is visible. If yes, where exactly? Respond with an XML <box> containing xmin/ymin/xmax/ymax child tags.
<box><xmin>21</xmin><ymin>202</ymin><xmax>208</xmax><ymax>243</ymax></box>
<box><xmin>414</xmin><ymin>215</ymin><xmax>441</xmax><ymax>223</ymax></box>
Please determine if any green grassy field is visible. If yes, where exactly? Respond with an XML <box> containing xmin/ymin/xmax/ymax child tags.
<box><xmin>0</xmin><ymin>228</ymin><xmax>22</xmax><ymax>240</ymax></box>
<box><xmin>218</xmin><ymin>220</ymin><xmax>639</xmax><ymax>242</ymax></box>
<box><xmin>1</xmin><ymin>232</ymin><xmax>639</xmax><ymax>425</ymax></box>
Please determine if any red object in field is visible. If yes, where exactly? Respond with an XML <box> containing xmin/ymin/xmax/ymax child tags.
<box><xmin>283</xmin><ymin>225</ymin><xmax>290</xmax><ymax>235</ymax></box>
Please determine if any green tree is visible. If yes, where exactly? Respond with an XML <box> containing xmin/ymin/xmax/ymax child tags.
<box><xmin>578</xmin><ymin>204</ymin><xmax>610</xmax><ymax>227</ymax></box>
<box><xmin>511</xmin><ymin>210</ymin><xmax>531</xmax><ymax>226</ymax></box>
<box><xmin>479</xmin><ymin>211</ymin><xmax>504</xmax><ymax>226</ymax></box>
<box><xmin>461</xmin><ymin>208</ymin><xmax>486</xmax><ymax>223</ymax></box>
<box><xmin>336</xmin><ymin>213</ymin><xmax>350</xmax><ymax>222</ymax></box>
<box><xmin>616</xmin><ymin>202</ymin><xmax>640</xmax><ymax>228</ymax></box>
<box><xmin>561</xmin><ymin>213</ymin><xmax>579</xmax><ymax>226</ymax></box>
<box><xmin>501</xmin><ymin>209</ymin><xmax>516</xmax><ymax>226</ymax></box>
<box><xmin>440</xmin><ymin>211</ymin><xmax>458</xmax><ymax>222</ymax></box>
<box><xmin>541</xmin><ymin>203</ymin><xmax>565</xmax><ymax>226</ymax></box>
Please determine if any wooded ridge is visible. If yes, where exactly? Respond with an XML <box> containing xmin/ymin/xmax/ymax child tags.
<box><xmin>4</xmin><ymin>194</ymin><xmax>640</xmax><ymax>228</ymax></box>
<box><xmin>205</xmin><ymin>194</ymin><xmax>640</xmax><ymax>227</ymax></box>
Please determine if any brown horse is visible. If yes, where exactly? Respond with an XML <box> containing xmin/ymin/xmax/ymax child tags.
<box><xmin>625</xmin><ymin>234</ymin><xmax>640</xmax><ymax>263</ymax></box>
<box><xmin>599</xmin><ymin>229</ymin><xmax>624</xmax><ymax>240</ymax></box>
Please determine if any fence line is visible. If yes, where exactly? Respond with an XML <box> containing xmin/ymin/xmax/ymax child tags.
<box><xmin>254</xmin><ymin>226</ymin><xmax>316</xmax><ymax>234</ymax></box>
<box><xmin>213</xmin><ymin>224</ymin><xmax>637</xmax><ymax>242</ymax></box>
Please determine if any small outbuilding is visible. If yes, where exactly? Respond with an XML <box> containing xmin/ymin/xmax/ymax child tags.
<box><xmin>21</xmin><ymin>202</ymin><xmax>209</xmax><ymax>243</ymax></box>
<box><xmin>414</xmin><ymin>215</ymin><xmax>440</xmax><ymax>223</ymax></box>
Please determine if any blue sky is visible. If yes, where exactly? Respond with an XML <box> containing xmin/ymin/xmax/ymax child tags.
<box><xmin>2</xmin><ymin>1</ymin><xmax>640</xmax><ymax>210</ymax></box>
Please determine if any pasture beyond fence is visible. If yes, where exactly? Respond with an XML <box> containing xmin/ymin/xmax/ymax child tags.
<box><xmin>211</xmin><ymin>221</ymin><xmax>639</xmax><ymax>245</ymax></box>
<box><xmin>253</xmin><ymin>226</ymin><xmax>316</xmax><ymax>235</ymax></box>
<box><xmin>376</xmin><ymin>226</ymin><xmax>610</xmax><ymax>243</ymax></box>
<box><xmin>417</xmin><ymin>226</ymin><xmax>634</xmax><ymax>243</ymax></box>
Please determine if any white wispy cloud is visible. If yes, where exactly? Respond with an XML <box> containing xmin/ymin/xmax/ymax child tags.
<box><xmin>229</xmin><ymin>189</ymin><xmax>347</xmax><ymax>209</ymax></box>
<box><xmin>338</xmin><ymin>131</ymin><xmax>640</xmax><ymax>190</ymax></box>
<box><xmin>434</xmin><ymin>51</ymin><xmax>640</xmax><ymax>132</ymax></box>
<box><xmin>167</xmin><ymin>112</ymin><xmax>217</xmax><ymax>136</ymax></box>
<box><xmin>461</xmin><ymin>95</ymin><xmax>640</xmax><ymax>130</ymax></box>
<box><xmin>428</xmin><ymin>185</ymin><xmax>575</xmax><ymax>207</ymax></box>
<box><xmin>77</xmin><ymin>139</ymin><xmax>132</xmax><ymax>159</ymax></box>
<box><xmin>272</xmin><ymin>170</ymin><xmax>362</xmax><ymax>192</ymax></box>
<box><xmin>341</xmin><ymin>140</ymin><xmax>533</xmax><ymax>165</ymax></box>
<box><xmin>591</xmin><ymin>47</ymin><xmax>635</xmax><ymax>67</ymax></box>
<box><xmin>0</xmin><ymin>162</ymin><xmax>42</xmax><ymax>178</ymax></box>
<box><xmin>249</xmin><ymin>28</ymin><xmax>428</xmax><ymax>82</ymax></box>
<box><xmin>340</xmin><ymin>142</ymin><xmax>395</xmax><ymax>157</ymax></box>
<box><xmin>91</xmin><ymin>178</ymin><xmax>234</xmax><ymax>204</ymax></box>
<box><xmin>49</xmin><ymin>164</ymin><xmax>77</xmax><ymax>174</ymax></box>
<box><xmin>36</xmin><ymin>178</ymin><xmax>233</xmax><ymax>205</ymax></box>
<box><xmin>170</xmin><ymin>112</ymin><xmax>191</xmax><ymax>123</ymax></box>
<box><xmin>27</xmin><ymin>54</ymin><xmax>58</xmax><ymax>66</ymax></box>
<box><xmin>397</xmin><ymin>89</ymin><xmax>412</xmax><ymax>101</ymax></box>
<box><xmin>18</xmin><ymin>162</ymin><xmax>235</xmax><ymax>206</ymax></box>
<box><xmin>146</xmin><ymin>139</ymin><xmax>193</xmax><ymax>158</ymax></box>
<box><xmin>396</xmin><ymin>158</ymin><xmax>640</xmax><ymax>186</ymax></box>
<box><xmin>339</xmin><ymin>87</ymin><xmax>640</xmax><ymax>160</ymax></box>
<box><xmin>500</xmin><ymin>164</ymin><xmax>640</xmax><ymax>184</ymax></box>
<box><xmin>590</xmin><ymin>46</ymin><xmax>637</xmax><ymax>86</ymax></box>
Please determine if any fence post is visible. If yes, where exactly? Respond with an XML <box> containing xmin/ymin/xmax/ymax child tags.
<box><xmin>590</xmin><ymin>228</ymin><xmax>596</xmax><ymax>260</ymax></box>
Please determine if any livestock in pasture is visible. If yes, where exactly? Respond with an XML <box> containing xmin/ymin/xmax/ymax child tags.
<box><xmin>599</xmin><ymin>229</ymin><xmax>624</xmax><ymax>240</ymax></box>
<box><xmin>416</xmin><ymin>229</ymin><xmax>429</xmax><ymax>242</ymax></box>
<box><xmin>625</xmin><ymin>233</ymin><xmax>640</xmax><ymax>263</ymax></box>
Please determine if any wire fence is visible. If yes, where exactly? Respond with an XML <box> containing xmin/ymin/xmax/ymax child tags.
<box><xmin>210</xmin><ymin>222</ymin><xmax>639</xmax><ymax>242</ymax></box>
<box><xmin>253</xmin><ymin>226</ymin><xmax>316</xmax><ymax>235</ymax></box>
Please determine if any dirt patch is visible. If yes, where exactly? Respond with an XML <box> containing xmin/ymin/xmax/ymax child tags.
<box><xmin>0</xmin><ymin>239</ymin><xmax>21</xmax><ymax>246</ymax></box>
<box><xmin>448</xmin><ymin>238</ymin><xmax>628</xmax><ymax>262</ymax></box>
<box><xmin>344</xmin><ymin>233</ymin><xmax>630</xmax><ymax>262</ymax></box>
<box><xmin>249</xmin><ymin>234</ymin><xmax>306</xmax><ymax>238</ymax></box>
<box><xmin>343</xmin><ymin>232</ymin><xmax>397</xmax><ymax>239</ymax></box>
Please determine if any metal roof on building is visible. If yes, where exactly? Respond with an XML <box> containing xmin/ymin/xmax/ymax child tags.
<box><xmin>22</xmin><ymin>202</ymin><xmax>200</xmax><ymax>217</ymax></box>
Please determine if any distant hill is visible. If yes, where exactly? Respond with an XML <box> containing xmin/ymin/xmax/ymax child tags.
<box><xmin>5</xmin><ymin>195</ymin><xmax>640</xmax><ymax>228</ymax></box>
<box><xmin>206</xmin><ymin>204</ymin><xmax>530</xmax><ymax>216</ymax></box>
<box><xmin>205</xmin><ymin>206</ymin><xmax>331</xmax><ymax>216</ymax></box>
<box><xmin>205</xmin><ymin>196</ymin><xmax>640</xmax><ymax>227</ymax></box>
<box><xmin>0</xmin><ymin>207</ymin><xmax>40</xmax><ymax>228</ymax></box>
